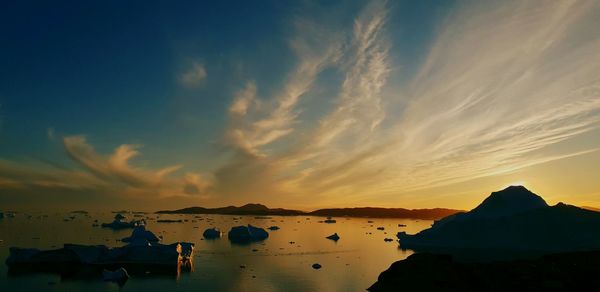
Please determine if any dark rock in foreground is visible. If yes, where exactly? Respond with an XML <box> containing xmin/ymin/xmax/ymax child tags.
<box><xmin>368</xmin><ymin>251</ymin><xmax>600</xmax><ymax>291</ymax></box>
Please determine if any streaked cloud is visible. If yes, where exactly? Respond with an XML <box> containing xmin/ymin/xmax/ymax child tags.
<box><xmin>214</xmin><ymin>0</ymin><xmax>600</xmax><ymax>206</ymax></box>
<box><xmin>0</xmin><ymin>135</ymin><xmax>213</xmax><ymax>203</ymax></box>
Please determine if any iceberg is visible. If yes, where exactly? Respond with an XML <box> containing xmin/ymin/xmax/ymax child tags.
<box><xmin>101</xmin><ymin>214</ymin><xmax>145</xmax><ymax>230</ymax></box>
<box><xmin>6</xmin><ymin>227</ymin><xmax>194</xmax><ymax>270</ymax></box>
<box><xmin>202</xmin><ymin>228</ymin><xmax>221</xmax><ymax>239</ymax></box>
<box><xmin>121</xmin><ymin>226</ymin><xmax>160</xmax><ymax>246</ymax></box>
<box><xmin>228</xmin><ymin>225</ymin><xmax>269</xmax><ymax>244</ymax></box>
<box><xmin>326</xmin><ymin>233</ymin><xmax>340</xmax><ymax>241</ymax></box>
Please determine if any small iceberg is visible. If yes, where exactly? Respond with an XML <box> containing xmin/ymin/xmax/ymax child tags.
<box><xmin>326</xmin><ymin>233</ymin><xmax>340</xmax><ymax>241</ymax></box>
<box><xmin>203</xmin><ymin>228</ymin><xmax>222</xmax><ymax>239</ymax></box>
<box><xmin>101</xmin><ymin>214</ymin><xmax>145</xmax><ymax>230</ymax></box>
<box><xmin>121</xmin><ymin>226</ymin><xmax>160</xmax><ymax>246</ymax></box>
<box><xmin>103</xmin><ymin>267</ymin><xmax>129</xmax><ymax>283</ymax></box>
<box><xmin>228</xmin><ymin>225</ymin><xmax>269</xmax><ymax>244</ymax></box>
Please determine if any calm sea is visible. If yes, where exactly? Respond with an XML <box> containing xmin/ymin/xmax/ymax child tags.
<box><xmin>0</xmin><ymin>212</ymin><xmax>431</xmax><ymax>291</ymax></box>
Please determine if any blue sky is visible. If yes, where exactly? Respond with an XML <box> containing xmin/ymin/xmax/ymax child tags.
<box><xmin>1</xmin><ymin>0</ymin><xmax>599</xmax><ymax>211</ymax></box>
<box><xmin>0</xmin><ymin>0</ymin><xmax>447</xmax><ymax>170</ymax></box>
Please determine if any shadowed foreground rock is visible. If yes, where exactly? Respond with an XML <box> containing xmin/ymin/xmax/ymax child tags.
<box><xmin>369</xmin><ymin>251</ymin><xmax>600</xmax><ymax>291</ymax></box>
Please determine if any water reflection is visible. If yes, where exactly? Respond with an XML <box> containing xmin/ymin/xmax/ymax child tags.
<box><xmin>0</xmin><ymin>212</ymin><xmax>431</xmax><ymax>291</ymax></box>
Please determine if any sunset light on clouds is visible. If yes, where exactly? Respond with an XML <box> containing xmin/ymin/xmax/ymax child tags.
<box><xmin>1</xmin><ymin>0</ymin><xmax>599</xmax><ymax>211</ymax></box>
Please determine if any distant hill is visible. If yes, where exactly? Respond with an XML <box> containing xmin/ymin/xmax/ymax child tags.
<box><xmin>157</xmin><ymin>204</ymin><xmax>463</xmax><ymax>220</ymax></box>
<box><xmin>308</xmin><ymin>207</ymin><xmax>462</xmax><ymax>220</ymax></box>
<box><xmin>398</xmin><ymin>186</ymin><xmax>600</xmax><ymax>253</ymax></box>
<box><xmin>156</xmin><ymin>203</ymin><xmax>304</xmax><ymax>216</ymax></box>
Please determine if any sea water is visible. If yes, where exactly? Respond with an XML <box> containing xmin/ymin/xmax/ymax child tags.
<box><xmin>0</xmin><ymin>212</ymin><xmax>431</xmax><ymax>291</ymax></box>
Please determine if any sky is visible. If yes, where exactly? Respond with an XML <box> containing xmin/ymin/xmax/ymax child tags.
<box><xmin>1</xmin><ymin>0</ymin><xmax>599</xmax><ymax>211</ymax></box>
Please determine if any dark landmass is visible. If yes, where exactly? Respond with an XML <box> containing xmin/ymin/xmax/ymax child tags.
<box><xmin>368</xmin><ymin>251</ymin><xmax>600</xmax><ymax>291</ymax></box>
<box><xmin>308</xmin><ymin>207</ymin><xmax>461</xmax><ymax>220</ymax></box>
<box><xmin>581</xmin><ymin>205</ymin><xmax>600</xmax><ymax>212</ymax></box>
<box><xmin>398</xmin><ymin>186</ymin><xmax>600</xmax><ymax>253</ymax></box>
<box><xmin>157</xmin><ymin>203</ymin><xmax>463</xmax><ymax>220</ymax></box>
<box><xmin>157</xmin><ymin>203</ymin><xmax>305</xmax><ymax>216</ymax></box>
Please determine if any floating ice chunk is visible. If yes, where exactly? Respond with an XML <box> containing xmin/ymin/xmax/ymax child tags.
<box><xmin>122</xmin><ymin>226</ymin><xmax>160</xmax><ymax>246</ymax></box>
<box><xmin>101</xmin><ymin>219</ymin><xmax>145</xmax><ymax>230</ymax></box>
<box><xmin>228</xmin><ymin>225</ymin><xmax>269</xmax><ymax>244</ymax></box>
<box><xmin>203</xmin><ymin>228</ymin><xmax>222</xmax><ymax>239</ymax></box>
<box><xmin>326</xmin><ymin>233</ymin><xmax>340</xmax><ymax>241</ymax></box>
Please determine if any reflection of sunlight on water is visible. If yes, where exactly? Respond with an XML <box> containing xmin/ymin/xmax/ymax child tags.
<box><xmin>0</xmin><ymin>213</ymin><xmax>432</xmax><ymax>291</ymax></box>
<box><xmin>176</xmin><ymin>256</ymin><xmax>194</xmax><ymax>280</ymax></box>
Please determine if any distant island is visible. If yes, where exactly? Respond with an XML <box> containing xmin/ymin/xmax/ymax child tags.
<box><xmin>156</xmin><ymin>203</ymin><xmax>463</xmax><ymax>220</ymax></box>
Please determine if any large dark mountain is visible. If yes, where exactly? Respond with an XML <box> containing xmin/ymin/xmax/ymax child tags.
<box><xmin>397</xmin><ymin>186</ymin><xmax>600</xmax><ymax>253</ymax></box>
<box><xmin>157</xmin><ymin>204</ymin><xmax>463</xmax><ymax>220</ymax></box>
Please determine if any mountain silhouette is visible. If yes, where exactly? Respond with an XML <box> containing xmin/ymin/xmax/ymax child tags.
<box><xmin>398</xmin><ymin>186</ymin><xmax>600</xmax><ymax>254</ymax></box>
<box><xmin>157</xmin><ymin>204</ymin><xmax>463</xmax><ymax>219</ymax></box>
<box><xmin>469</xmin><ymin>185</ymin><xmax>547</xmax><ymax>218</ymax></box>
<box><xmin>156</xmin><ymin>203</ymin><xmax>303</xmax><ymax>216</ymax></box>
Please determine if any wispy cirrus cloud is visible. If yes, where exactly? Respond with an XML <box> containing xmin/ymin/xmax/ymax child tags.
<box><xmin>215</xmin><ymin>0</ymin><xmax>600</xmax><ymax>206</ymax></box>
<box><xmin>1</xmin><ymin>0</ymin><xmax>599</xmax><ymax>209</ymax></box>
